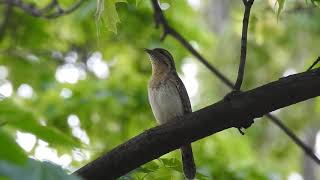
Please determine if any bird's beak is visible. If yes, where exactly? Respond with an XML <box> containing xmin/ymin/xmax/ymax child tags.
<box><xmin>144</xmin><ymin>48</ymin><xmax>153</xmax><ymax>55</ymax></box>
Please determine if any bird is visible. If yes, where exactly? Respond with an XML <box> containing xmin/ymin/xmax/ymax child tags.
<box><xmin>145</xmin><ymin>48</ymin><xmax>196</xmax><ymax>180</ymax></box>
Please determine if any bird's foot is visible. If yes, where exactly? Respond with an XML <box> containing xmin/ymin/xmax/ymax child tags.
<box><xmin>224</xmin><ymin>90</ymin><xmax>254</xmax><ymax>135</ymax></box>
<box><xmin>224</xmin><ymin>90</ymin><xmax>241</xmax><ymax>101</ymax></box>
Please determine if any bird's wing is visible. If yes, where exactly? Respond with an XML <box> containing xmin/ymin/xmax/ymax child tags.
<box><xmin>169</xmin><ymin>72</ymin><xmax>192</xmax><ymax>114</ymax></box>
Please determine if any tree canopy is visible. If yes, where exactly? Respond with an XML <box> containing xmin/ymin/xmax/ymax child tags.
<box><xmin>0</xmin><ymin>0</ymin><xmax>320</xmax><ymax>179</ymax></box>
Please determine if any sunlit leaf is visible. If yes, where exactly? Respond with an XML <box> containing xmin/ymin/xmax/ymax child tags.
<box><xmin>159</xmin><ymin>158</ymin><xmax>181</xmax><ymax>170</ymax></box>
<box><xmin>277</xmin><ymin>0</ymin><xmax>285</xmax><ymax>18</ymax></box>
<box><xmin>96</xmin><ymin>0</ymin><xmax>128</xmax><ymax>33</ymax></box>
<box><xmin>136</xmin><ymin>161</ymin><xmax>159</xmax><ymax>173</ymax></box>
<box><xmin>311</xmin><ymin>0</ymin><xmax>320</xmax><ymax>6</ymax></box>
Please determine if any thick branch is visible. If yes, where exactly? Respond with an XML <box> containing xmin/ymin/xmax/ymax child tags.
<box><xmin>74</xmin><ymin>68</ymin><xmax>320</xmax><ymax>179</ymax></box>
<box><xmin>150</xmin><ymin>0</ymin><xmax>320</xmax><ymax>164</ymax></box>
<box><xmin>234</xmin><ymin>0</ymin><xmax>254</xmax><ymax>90</ymax></box>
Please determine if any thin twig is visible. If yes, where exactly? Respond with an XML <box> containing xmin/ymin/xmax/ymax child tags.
<box><xmin>150</xmin><ymin>0</ymin><xmax>320</xmax><ymax>165</ymax></box>
<box><xmin>151</xmin><ymin>0</ymin><xmax>234</xmax><ymax>88</ymax></box>
<box><xmin>45</xmin><ymin>0</ymin><xmax>84</xmax><ymax>18</ymax></box>
<box><xmin>38</xmin><ymin>0</ymin><xmax>58</xmax><ymax>14</ymax></box>
<box><xmin>234</xmin><ymin>0</ymin><xmax>254</xmax><ymax>91</ymax></box>
<box><xmin>0</xmin><ymin>0</ymin><xmax>84</xmax><ymax>19</ymax></box>
<box><xmin>307</xmin><ymin>57</ymin><xmax>320</xmax><ymax>71</ymax></box>
<box><xmin>267</xmin><ymin>114</ymin><xmax>320</xmax><ymax>164</ymax></box>
<box><xmin>242</xmin><ymin>0</ymin><xmax>248</xmax><ymax>6</ymax></box>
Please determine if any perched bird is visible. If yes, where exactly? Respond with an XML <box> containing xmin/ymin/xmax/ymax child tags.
<box><xmin>145</xmin><ymin>48</ymin><xmax>196</xmax><ymax>179</ymax></box>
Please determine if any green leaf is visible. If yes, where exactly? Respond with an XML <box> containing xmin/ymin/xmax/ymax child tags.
<box><xmin>311</xmin><ymin>0</ymin><xmax>320</xmax><ymax>6</ymax></box>
<box><xmin>0</xmin><ymin>130</ymin><xmax>27</xmax><ymax>164</ymax></box>
<box><xmin>136</xmin><ymin>161</ymin><xmax>159</xmax><ymax>173</ymax></box>
<box><xmin>195</xmin><ymin>171</ymin><xmax>209</xmax><ymax>180</ymax></box>
<box><xmin>0</xmin><ymin>100</ymin><xmax>81</xmax><ymax>148</ymax></box>
<box><xmin>277</xmin><ymin>0</ymin><xmax>285</xmax><ymax>18</ymax></box>
<box><xmin>157</xmin><ymin>158</ymin><xmax>182</xmax><ymax>173</ymax></box>
<box><xmin>96</xmin><ymin>0</ymin><xmax>127</xmax><ymax>33</ymax></box>
<box><xmin>0</xmin><ymin>159</ymin><xmax>82</xmax><ymax>180</ymax></box>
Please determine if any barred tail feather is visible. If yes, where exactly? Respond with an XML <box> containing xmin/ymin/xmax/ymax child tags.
<box><xmin>180</xmin><ymin>144</ymin><xmax>196</xmax><ymax>180</ymax></box>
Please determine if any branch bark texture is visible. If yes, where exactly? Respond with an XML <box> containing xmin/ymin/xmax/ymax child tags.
<box><xmin>75</xmin><ymin>68</ymin><xmax>320</xmax><ymax>179</ymax></box>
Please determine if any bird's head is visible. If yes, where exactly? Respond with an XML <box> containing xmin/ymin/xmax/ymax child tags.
<box><xmin>145</xmin><ymin>48</ymin><xmax>176</xmax><ymax>75</ymax></box>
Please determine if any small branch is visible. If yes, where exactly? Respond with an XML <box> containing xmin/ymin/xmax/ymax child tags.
<box><xmin>74</xmin><ymin>68</ymin><xmax>320</xmax><ymax>179</ymax></box>
<box><xmin>307</xmin><ymin>57</ymin><xmax>320</xmax><ymax>71</ymax></box>
<box><xmin>150</xmin><ymin>0</ymin><xmax>234</xmax><ymax>88</ymax></box>
<box><xmin>234</xmin><ymin>0</ymin><xmax>254</xmax><ymax>91</ymax></box>
<box><xmin>0</xmin><ymin>0</ymin><xmax>84</xmax><ymax>19</ymax></box>
<box><xmin>242</xmin><ymin>0</ymin><xmax>248</xmax><ymax>6</ymax></box>
<box><xmin>45</xmin><ymin>0</ymin><xmax>84</xmax><ymax>19</ymax></box>
<box><xmin>150</xmin><ymin>0</ymin><xmax>320</xmax><ymax>166</ymax></box>
<box><xmin>38</xmin><ymin>0</ymin><xmax>58</xmax><ymax>13</ymax></box>
<box><xmin>266</xmin><ymin>114</ymin><xmax>320</xmax><ymax>164</ymax></box>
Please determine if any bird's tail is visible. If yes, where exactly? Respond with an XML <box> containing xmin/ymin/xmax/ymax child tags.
<box><xmin>180</xmin><ymin>144</ymin><xmax>196</xmax><ymax>180</ymax></box>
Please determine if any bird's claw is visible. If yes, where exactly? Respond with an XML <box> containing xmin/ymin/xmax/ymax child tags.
<box><xmin>224</xmin><ymin>90</ymin><xmax>241</xmax><ymax>101</ymax></box>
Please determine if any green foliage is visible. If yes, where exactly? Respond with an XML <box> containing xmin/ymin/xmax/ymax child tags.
<box><xmin>96</xmin><ymin>0</ymin><xmax>128</xmax><ymax>33</ymax></box>
<box><xmin>0</xmin><ymin>0</ymin><xmax>320</xmax><ymax>179</ymax></box>
<box><xmin>276</xmin><ymin>0</ymin><xmax>320</xmax><ymax>16</ymax></box>
<box><xmin>0</xmin><ymin>99</ymin><xmax>81</xmax><ymax>149</ymax></box>
<box><xmin>0</xmin><ymin>130</ymin><xmax>27</xmax><ymax>164</ymax></box>
<box><xmin>135</xmin><ymin>0</ymin><xmax>143</xmax><ymax>6</ymax></box>
<box><xmin>277</xmin><ymin>0</ymin><xmax>285</xmax><ymax>18</ymax></box>
<box><xmin>311</xmin><ymin>0</ymin><xmax>320</xmax><ymax>6</ymax></box>
<box><xmin>124</xmin><ymin>158</ymin><xmax>208</xmax><ymax>180</ymax></box>
<box><xmin>0</xmin><ymin>159</ymin><xmax>81</xmax><ymax>180</ymax></box>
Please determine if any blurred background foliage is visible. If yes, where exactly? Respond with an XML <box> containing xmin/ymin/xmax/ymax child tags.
<box><xmin>0</xmin><ymin>0</ymin><xmax>320</xmax><ymax>179</ymax></box>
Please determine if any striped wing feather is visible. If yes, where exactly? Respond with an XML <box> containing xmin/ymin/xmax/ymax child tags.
<box><xmin>169</xmin><ymin>72</ymin><xmax>192</xmax><ymax>114</ymax></box>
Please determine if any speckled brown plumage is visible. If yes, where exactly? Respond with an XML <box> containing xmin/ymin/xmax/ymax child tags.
<box><xmin>146</xmin><ymin>48</ymin><xmax>196</xmax><ymax>179</ymax></box>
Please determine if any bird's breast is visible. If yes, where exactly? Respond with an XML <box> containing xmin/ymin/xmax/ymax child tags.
<box><xmin>148</xmin><ymin>80</ymin><xmax>184</xmax><ymax>124</ymax></box>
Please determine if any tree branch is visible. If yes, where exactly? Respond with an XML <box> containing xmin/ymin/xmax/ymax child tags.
<box><xmin>266</xmin><ymin>114</ymin><xmax>320</xmax><ymax>165</ymax></box>
<box><xmin>307</xmin><ymin>56</ymin><xmax>320</xmax><ymax>71</ymax></box>
<box><xmin>150</xmin><ymin>0</ymin><xmax>320</xmax><ymax>164</ymax></box>
<box><xmin>0</xmin><ymin>0</ymin><xmax>84</xmax><ymax>19</ymax></box>
<box><xmin>234</xmin><ymin>0</ymin><xmax>254</xmax><ymax>90</ymax></box>
<box><xmin>74</xmin><ymin>68</ymin><xmax>320</xmax><ymax>179</ymax></box>
<box><xmin>151</xmin><ymin>0</ymin><xmax>234</xmax><ymax>88</ymax></box>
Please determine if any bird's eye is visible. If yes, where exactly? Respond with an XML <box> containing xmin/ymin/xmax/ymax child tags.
<box><xmin>156</xmin><ymin>49</ymin><xmax>173</xmax><ymax>62</ymax></box>
<box><xmin>154</xmin><ymin>48</ymin><xmax>176</xmax><ymax>69</ymax></box>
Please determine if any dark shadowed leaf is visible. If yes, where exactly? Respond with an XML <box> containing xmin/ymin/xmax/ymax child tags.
<box><xmin>0</xmin><ymin>130</ymin><xmax>27</xmax><ymax>164</ymax></box>
<box><xmin>0</xmin><ymin>159</ymin><xmax>82</xmax><ymax>180</ymax></box>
